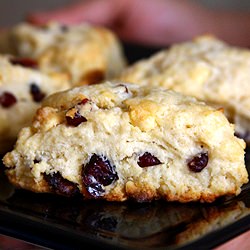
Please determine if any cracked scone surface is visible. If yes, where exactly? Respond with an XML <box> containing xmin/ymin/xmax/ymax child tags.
<box><xmin>0</xmin><ymin>55</ymin><xmax>70</xmax><ymax>153</ymax></box>
<box><xmin>119</xmin><ymin>35</ymin><xmax>250</xmax><ymax>143</ymax></box>
<box><xmin>3</xmin><ymin>81</ymin><xmax>248</xmax><ymax>202</ymax></box>
<box><xmin>0</xmin><ymin>22</ymin><xmax>126</xmax><ymax>86</ymax></box>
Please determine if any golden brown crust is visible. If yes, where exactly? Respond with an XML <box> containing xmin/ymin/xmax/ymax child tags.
<box><xmin>78</xmin><ymin>69</ymin><xmax>105</xmax><ymax>86</ymax></box>
<box><xmin>125</xmin><ymin>181</ymin><xmax>159</xmax><ymax>202</ymax></box>
<box><xmin>6</xmin><ymin>169</ymin><xmax>50</xmax><ymax>193</ymax></box>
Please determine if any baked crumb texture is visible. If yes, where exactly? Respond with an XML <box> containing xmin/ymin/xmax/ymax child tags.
<box><xmin>119</xmin><ymin>35</ymin><xmax>250</xmax><ymax>143</ymax></box>
<box><xmin>3</xmin><ymin>82</ymin><xmax>248</xmax><ymax>202</ymax></box>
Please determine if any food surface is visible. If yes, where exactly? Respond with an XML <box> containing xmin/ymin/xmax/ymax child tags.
<box><xmin>0</xmin><ymin>55</ymin><xmax>70</xmax><ymax>153</ymax></box>
<box><xmin>119</xmin><ymin>35</ymin><xmax>250</xmax><ymax>143</ymax></box>
<box><xmin>0</xmin><ymin>22</ymin><xmax>126</xmax><ymax>86</ymax></box>
<box><xmin>3</xmin><ymin>81</ymin><xmax>248</xmax><ymax>202</ymax></box>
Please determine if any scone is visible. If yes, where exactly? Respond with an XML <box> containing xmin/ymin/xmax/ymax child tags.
<box><xmin>0</xmin><ymin>22</ymin><xmax>126</xmax><ymax>86</ymax></box>
<box><xmin>119</xmin><ymin>35</ymin><xmax>250</xmax><ymax>143</ymax></box>
<box><xmin>3</xmin><ymin>81</ymin><xmax>248</xmax><ymax>202</ymax></box>
<box><xmin>0</xmin><ymin>55</ymin><xmax>70</xmax><ymax>153</ymax></box>
<box><xmin>78</xmin><ymin>202</ymin><xmax>200</xmax><ymax>246</ymax></box>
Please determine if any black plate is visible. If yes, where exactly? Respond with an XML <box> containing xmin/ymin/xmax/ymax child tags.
<box><xmin>0</xmin><ymin>161</ymin><xmax>249</xmax><ymax>250</ymax></box>
<box><xmin>0</xmin><ymin>44</ymin><xmax>250</xmax><ymax>250</ymax></box>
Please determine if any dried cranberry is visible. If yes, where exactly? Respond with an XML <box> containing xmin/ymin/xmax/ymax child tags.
<box><xmin>0</xmin><ymin>92</ymin><xmax>17</xmax><ymax>108</ymax></box>
<box><xmin>85</xmin><ymin>213</ymin><xmax>117</xmax><ymax>232</ymax></box>
<box><xmin>82</xmin><ymin>154</ymin><xmax>118</xmax><ymax>198</ymax></box>
<box><xmin>187</xmin><ymin>152</ymin><xmax>208</xmax><ymax>172</ymax></box>
<box><xmin>30</xmin><ymin>83</ymin><xmax>46</xmax><ymax>102</ymax></box>
<box><xmin>10</xmin><ymin>57</ymin><xmax>38</xmax><ymax>69</ymax></box>
<box><xmin>78</xmin><ymin>98</ymin><xmax>89</xmax><ymax>105</ymax></box>
<box><xmin>66</xmin><ymin>111</ymin><xmax>87</xmax><ymax>126</ymax></box>
<box><xmin>138</xmin><ymin>152</ymin><xmax>161</xmax><ymax>168</ymax></box>
<box><xmin>44</xmin><ymin>172</ymin><xmax>79</xmax><ymax>197</ymax></box>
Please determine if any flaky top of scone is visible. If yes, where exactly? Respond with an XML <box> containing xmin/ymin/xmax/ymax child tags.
<box><xmin>3</xmin><ymin>81</ymin><xmax>248</xmax><ymax>202</ymax></box>
<box><xmin>0</xmin><ymin>22</ymin><xmax>126</xmax><ymax>85</ymax></box>
<box><xmin>119</xmin><ymin>35</ymin><xmax>250</xmax><ymax>140</ymax></box>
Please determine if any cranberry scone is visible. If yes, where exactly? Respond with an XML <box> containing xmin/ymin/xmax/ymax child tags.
<box><xmin>0</xmin><ymin>22</ymin><xmax>126</xmax><ymax>86</ymax></box>
<box><xmin>0</xmin><ymin>55</ymin><xmax>70</xmax><ymax>153</ymax></box>
<box><xmin>119</xmin><ymin>35</ymin><xmax>250</xmax><ymax>143</ymax></box>
<box><xmin>3</xmin><ymin>81</ymin><xmax>248</xmax><ymax>202</ymax></box>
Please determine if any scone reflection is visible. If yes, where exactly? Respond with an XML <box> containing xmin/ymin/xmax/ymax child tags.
<box><xmin>2</xmin><ymin>186</ymin><xmax>249</xmax><ymax>249</ymax></box>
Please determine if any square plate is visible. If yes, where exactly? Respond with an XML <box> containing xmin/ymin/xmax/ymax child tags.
<box><xmin>0</xmin><ymin>44</ymin><xmax>250</xmax><ymax>250</ymax></box>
